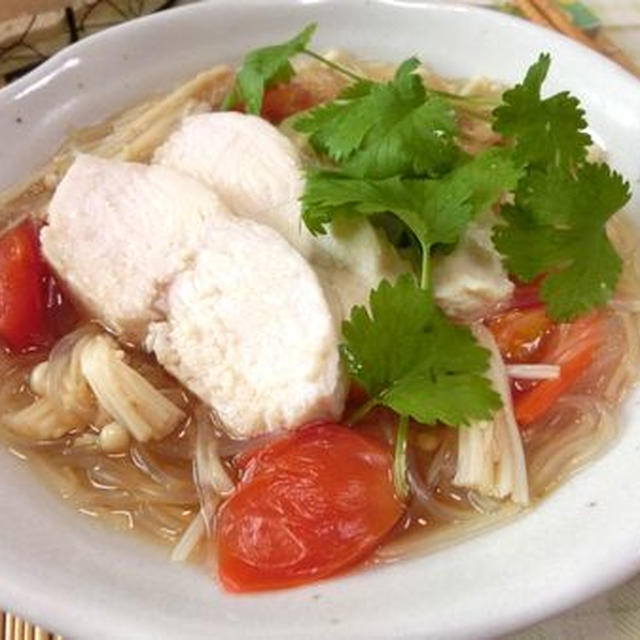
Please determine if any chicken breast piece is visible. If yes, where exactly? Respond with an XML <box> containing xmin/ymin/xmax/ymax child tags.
<box><xmin>432</xmin><ymin>221</ymin><xmax>514</xmax><ymax>319</ymax></box>
<box><xmin>41</xmin><ymin>154</ymin><xmax>232</xmax><ymax>338</ymax></box>
<box><xmin>154</xmin><ymin>112</ymin><xmax>314</xmax><ymax>256</ymax></box>
<box><xmin>43</xmin><ymin>154</ymin><xmax>345</xmax><ymax>438</ymax></box>
<box><xmin>146</xmin><ymin>217</ymin><xmax>345</xmax><ymax>437</ymax></box>
<box><xmin>154</xmin><ymin>112</ymin><xmax>408</xmax><ymax>320</ymax></box>
<box><xmin>312</xmin><ymin>216</ymin><xmax>409</xmax><ymax>320</ymax></box>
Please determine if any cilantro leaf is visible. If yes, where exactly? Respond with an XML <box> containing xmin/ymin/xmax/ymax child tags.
<box><xmin>295</xmin><ymin>58</ymin><xmax>459</xmax><ymax>179</ymax></box>
<box><xmin>301</xmin><ymin>148</ymin><xmax>522</xmax><ymax>265</ymax></box>
<box><xmin>451</xmin><ymin>147</ymin><xmax>524</xmax><ymax>214</ymax></box>
<box><xmin>224</xmin><ymin>24</ymin><xmax>316</xmax><ymax>114</ymax></box>
<box><xmin>341</xmin><ymin>275</ymin><xmax>501</xmax><ymax>425</ymax></box>
<box><xmin>494</xmin><ymin>163</ymin><xmax>630</xmax><ymax>320</ymax></box>
<box><xmin>493</xmin><ymin>53</ymin><xmax>592</xmax><ymax>170</ymax></box>
<box><xmin>300</xmin><ymin>171</ymin><xmax>474</xmax><ymax>267</ymax></box>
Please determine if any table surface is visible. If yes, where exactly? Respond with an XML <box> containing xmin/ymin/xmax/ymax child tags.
<box><xmin>1</xmin><ymin>1</ymin><xmax>640</xmax><ymax>639</ymax></box>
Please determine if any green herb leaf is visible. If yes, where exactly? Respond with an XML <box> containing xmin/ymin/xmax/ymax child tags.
<box><xmin>301</xmin><ymin>170</ymin><xmax>473</xmax><ymax>249</ymax></box>
<box><xmin>494</xmin><ymin>163</ymin><xmax>630</xmax><ymax>320</ymax></box>
<box><xmin>301</xmin><ymin>148</ymin><xmax>522</xmax><ymax>274</ymax></box>
<box><xmin>452</xmin><ymin>147</ymin><xmax>525</xmax><ymax>214</ymax></box>
<box><xmin>295</xmin><ymin>58</ymin><xmax>459</xmax><ymax>179</ymax></box>
<box><xmin>341</xmin><ymin>275</ymin><xmax>501</xmax><ymax>425</ymax></box>
<box><xmin>224</xmin><ymin>24</ymin><xmax>316</xmax><ymax>114</ymax></box>
<box><xmin>493</xmin><ymin>53</ymin><xmax>592</xmax><ymax>170</ymax></box>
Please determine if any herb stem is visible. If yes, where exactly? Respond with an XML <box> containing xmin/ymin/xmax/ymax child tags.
<box><xmin>302</xmin><ymin>48</ymin><xmax>366</xmax><ymax>83</ymax></box>
<box><xmin>346</xmin><ymin>397</ymin><xmax>379</xmax><ymax>426</ymax></box>
<box><xmin>393</xmin><ymin>414</ymin><xmax>410</xmax><ymax>500</ymax></box>
<box><xmin>420</xmin><ymin>249</ymin><xmax>430</xmax><ymax>290</ymax></box>
<box><xmin>430</xmin><ymin>88</ymin><xmax>498</xmax><ymax>107</ymax></box>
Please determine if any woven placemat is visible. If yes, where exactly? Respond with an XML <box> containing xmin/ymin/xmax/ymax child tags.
<box><xmin>1</xmin><ymin>613</ymin><xmax>62</xmax><ymax>640</ymax></box>
<box><xmin>1</xmin><ymin>1</ymin><xmax>639</xmax><ymax>638</ymax></box>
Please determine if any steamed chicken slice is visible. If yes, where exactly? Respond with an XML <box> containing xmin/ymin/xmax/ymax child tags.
<box><xmin>432</xmin><ymin>221</ymin><xmax>514</xmax><ymax>320</ymax></box>
<box><xmin>41</xmin><ymin>154</ymin><xmax>233</xmax><ymax>338</ymax></box>
<box><xmin>154</xmin><ymin>112</ymin><xmax>312</xmax><ymax>255</ymax></box>
<box><xmin>312</xmin><ymin>216</ymin><xmax>409</xmax><ymax>321</ymax></box>
<box><xmin>154</xmin><ymin>112</ymin><xmax>408</xmax><ymax>318</ymax></box>
<box><xmin>146</xmin><ymin>218</ymin><xmax>345</xmax><ymax>438</ymax></box>
<box><xmin>40</xmin><ymin>153</ymin><xmax>345</xmax><ymax>438</ymax></box>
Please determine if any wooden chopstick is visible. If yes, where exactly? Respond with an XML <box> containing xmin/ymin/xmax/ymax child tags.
<box><xmin>514</xmin><ymin>0</ymin><xmax>553</xmax><ymax>28</ymax></box>
<box><xmin>517</xmin><ymin>0</ymin><xmax>640</xmax><ymax>78</ymax></box>
<box><xmin>591</xmin><ymin>30</ymin><xmax>640</xmax><ymax>79</ymax></box>
<box><xmin>528</xmin><ymin>0</ymin><xmax>599</xmax><ymax>47</ymax></box>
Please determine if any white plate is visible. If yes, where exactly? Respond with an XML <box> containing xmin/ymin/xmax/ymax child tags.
<box><xmin>1</xmin><ymin>2</ymin><xmax>640</xmax><ymax>638</ymax></box>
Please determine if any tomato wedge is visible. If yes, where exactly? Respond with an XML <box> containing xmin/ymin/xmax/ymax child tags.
<box><xmin>514</xmin><ymin>313</ymin><xmax>603</xmax><ymax>427</ymax></box>
<box><xmin>0</xmin><ymin>219</ymin><xmax>76</xmax><ymax>353</ymax></box>
<box><xmin>503</xmin><ymin>279</ymin><xmax>544</xmax><ymax>312</ymax></box>
<box><xmin>0</xmin><ymin>220</ymin><xmax>51</xmax><ymax>352</ymax></box>
<box><xmin>233</xmin><ymin>83</ymin><xmax>316</xmax><ymax>125</ymax></box>
<box><xmin>486</xmin><ymin>306</ymin><xmax>554</xmax><ymax>363</ymax></box>
<box><xmin>487</xmin><ymin>281</ymin><xmax>604</xmax><ymax>427</ymax></box>
<box><xmin>217</xmin><ymin>423</ymin><xmax>404</xmax><ymax>592</ymax></box>
<box><xmin>260</xmin><ymin>83</ymin><xmax>315</xmax><ymax>124</ymax></box>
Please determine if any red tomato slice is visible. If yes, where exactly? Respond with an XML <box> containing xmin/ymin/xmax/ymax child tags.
<box><xmin>0</xmin><ymin>220</ymin><xmax>50</xmax><ymax>352</ymax></box>
<box><xmin>486</xmin><ymin>307</ymin><xmax>554</xmax><ymax>364</ymax></box>
<box><xmin>487</xmin><ymin>280</ymin><xmax>604</xmax><ymax>427</ymax></box>
<box><xmin>260</xmin><ymin>83</ymin><xmax>315</xmax><ymax>124</ymax></box>
<box><xmin>231</xmin><ymin>82</ymin><xmax>317</xmax><ymax>124</ymax></box>
<box><xmin>217</xmin><ymin>423</ymin><xmax>404</xmax><ymax>592</ymax></box>
<box><xmin>0</xmin><ymin>219</ymin><xmax>76</xmax><ymax>353</ymax></box>
<box><xmin>514</xmin><ymin>313</ymin><xmax>602</xmax><ymax>427</ymax></box>
<box><xmin>503</xmin><ymin>279</ymin><xmax>544</xmax><ymax>312</ymax></box>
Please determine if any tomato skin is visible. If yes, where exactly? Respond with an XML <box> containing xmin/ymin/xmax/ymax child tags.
<box><xmin>260</xmin><ymin>83</ymin><xmax>315</xmax><ymax>124</ymax></box>
<box><xmin>486</xmin><ymin>307</ymin><xmax>554</xmax><ymax>364</ymax></box>
<box><xmin>0</xmin><ymin>220</ymin><xmax>76</xmax><ymax>353</ymax></box>
<box><xmin>217</xmin><ymin>423</ymin><xmax>404</xmax><ymax>592</ymax></box>
<box><xmin>487</xmin><ymin>282</ymin><xmax>603</xmax><ymax>427</ymax></box>
<box><xmin>231</xmin><ymin>83</ymin><xmax>315</xmax><ymax>124</ymax></box>
<box><xmin>504</xmin><ymin>279</ymin><xmax>543</xmax><ymax>312</ymax></box>
<box><xmin>514</xmin><ymin>313</ymin><xmax>602</xmax><ymax>427</ymax></box>
<box><xmin>0</xmin><ymin>220</ymin><xmax>49</xmax><ymax>352</ymax></box>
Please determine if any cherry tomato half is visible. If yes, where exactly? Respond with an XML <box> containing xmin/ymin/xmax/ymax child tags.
<box><xmin>514</xmin><ymin>313</ymin><xmax>603</xmax><ymax>427</ymax></box>
<box><xmin>0</xmin><ymin>219</ymin><xmax>76</xmax><ymax>353</ymax></box>
<box><xmin>217</xmin><ymin>422</ymin><xmax>404</xmax><ymax>592</ymax></box>
<box><xmin>486</xmin><ymin>306</ymin><xmax>554</xmax><ymax>364</ymax></box>
<box><xmin>260</xmin><ymin>83</ymin><xmax>315</xmax><ymax>124</ymax></box>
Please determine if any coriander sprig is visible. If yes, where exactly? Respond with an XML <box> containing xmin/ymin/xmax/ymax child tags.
<box><xmin>222</xmin><ymin>24</ymin><xmax>318</xmax><ymax>114</ymax></box>
<box><xmin>224</xmin><ymin>25</ymin><xmax>519</xmax><ymax>499</ymax></box>
<box><xmin>223</xmin><ymin>23</ymin><xmax>368</xmax><ymax>114</ymax></box>
<box><xmin>300</xmin><ymin>148</ymin><xmax>522</xmax><ymax>288</ymax></box>
<box><xmin>341</xmin><ymin>276</ymin><xmax>501</xmax><ymax>424</ymax></box>
<box><xmin>491</xmin><ymin>54</ymin><xmax>630</xmax><ymax>320</ymax></box>
<box><xmin>223</xmin><ymin>23</ymin><xmax>484</xmax><ymax>120</ymax></box>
